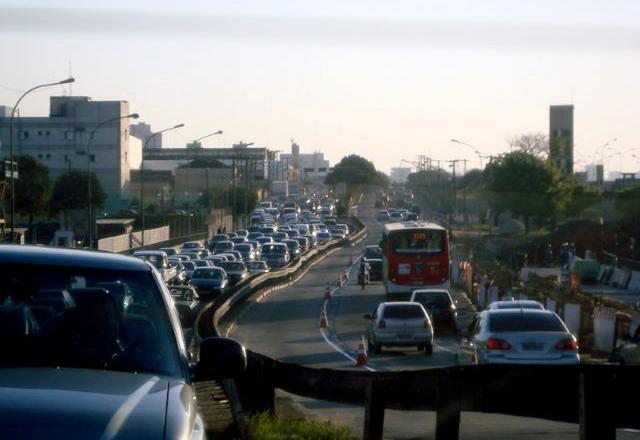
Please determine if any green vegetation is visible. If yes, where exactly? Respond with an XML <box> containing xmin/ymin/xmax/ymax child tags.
<box><xmin>14</xmin><ymin>155</ymin><xmax>51</xmax><ymax>233</ymax></box>
<box><xmin>483</xmin><ymin>151</ymin><xmax>567</xmax><ymax>233</ymax></box>
<box><xmin>614</xmin><ymin>186</ymin><xmax>640</xmax><ymax>225</ymax></box>
<box><xmin>564</xmin><ymin>182</ymin><xmax>603</xmax><ymax>217</ymax></box>
<box><xmin>325</xmin><ymin>155</ymin><xmax>389</xmax><ymax>189</ymax></box>
<box><xmin>49</xmin><ymin>170</ymin><xmax>105</xmax><ymax>229</ymax></box>
<box><xmin>247</xmin><ymin>413</ymin><xmax>356</xmax><ymax>440</ymax></box>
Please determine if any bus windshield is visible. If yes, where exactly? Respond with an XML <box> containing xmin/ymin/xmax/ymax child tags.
<box><xmin>389</xmin><ymin>229</ymin><xmax>445</xmax><ymax>254</ymax></box>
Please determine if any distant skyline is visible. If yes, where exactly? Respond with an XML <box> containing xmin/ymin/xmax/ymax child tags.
<box><xmin>1</xmin><ymin>0</ymin><xmax>639</xmax><ymax>173</ymax></box>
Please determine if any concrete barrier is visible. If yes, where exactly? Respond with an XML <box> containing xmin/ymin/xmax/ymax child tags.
<box><xmin>546</xmin><ymin>298</ymin><xmax>557</xmax><ymax>313</ymax></box>
<box><xmin>563</xmin><ymin>303</ymin><xmax>581</xmax><ymax>336</ymax></box>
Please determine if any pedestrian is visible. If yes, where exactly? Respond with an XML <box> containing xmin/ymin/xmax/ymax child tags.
<box><xmin>358</xmin><ymin>269</ymin><xmax>366</xmax><ymax>291</ymax></box>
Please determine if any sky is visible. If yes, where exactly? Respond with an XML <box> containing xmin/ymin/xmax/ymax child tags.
<box><xmin>1</xmin><ymin>0</ymin><xmax>639</xmax><ymax>174</ymax></box>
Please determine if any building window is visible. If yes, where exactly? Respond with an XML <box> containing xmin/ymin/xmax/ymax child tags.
<box><xmin>45</xmin><ymin>130</ymin><xmax>51</xmax><ymax>136</ymax></box>
<box><xmin>318</xmin><ymin>168</ymin><xmax>327</xmax><ymax>172</ymax></box>
<box><xmin>20</xmin><ymin>131</ymin><xmax>29</xmax><ymax>140</ymax></box>
<box><xmin>46</xmin><ymin>154</ymin><xmax>51</xmax><ymax>159</ymax></box>
<box><xmin>64</xmin><ymin>130</ymin><xmax>74</xmax><ymax>140</ymax></box>
<box><xmin>37</xmin><ymin>154</ymin><xmax>43</xmax><ymax>159</ymax></box>
<box><xmin>89</xmin><ymin>154</ymin><xmax>95</xmax><ymax>163</ymax></box>
<box><xmin>37</xmin><ymin>130</ymin><xmax>43</xmax><ymax>136</ymax></box>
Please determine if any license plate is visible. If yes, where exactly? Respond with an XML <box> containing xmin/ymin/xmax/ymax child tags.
<box><xmin>522</xmin><ymin>342</ymin><xmax>543</xmax><ymax>351</ymax></box>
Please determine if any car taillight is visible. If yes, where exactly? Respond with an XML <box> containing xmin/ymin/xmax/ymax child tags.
<box><xmin>486</xmin><ymin>338</ymin><xmax>511</xmax><ymax>350</ymax></box>
<box><xmin>378</xmin><ymin>319</ymin><xmax>386</xmax><ymax>329</ymax></box>
<box><xmin>555</xmin><ymin>338</ymin><xmax>578</xmax><ymax>351</ymax></box>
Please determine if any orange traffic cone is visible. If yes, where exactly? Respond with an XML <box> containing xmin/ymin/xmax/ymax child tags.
<box><xmin>356</xmin><ymin>336</ymin><xmax>368</xmax><ymax>367</ymax></box>
<box><xmin>324</xmin><ymin>285</ymin><xmax>332</xmax><ymax>300</ymax></box>
<box><xmin>319</xmin><ymin>309</ymin><xmax>329</xmax><ymax>329</ymax></box>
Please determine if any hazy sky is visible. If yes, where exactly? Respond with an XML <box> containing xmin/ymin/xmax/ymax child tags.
<box><xmin>1</xmin><ymin>0</ymin><xmax>639</xmax><ymax>173</ymax></box>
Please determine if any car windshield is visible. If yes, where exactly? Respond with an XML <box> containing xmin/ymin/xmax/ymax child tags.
<box><xmin>249</xmin><ymin>261</ymin><xmax>267</xmax><ymax>269</ymax></box>
<box><xmin>364</xmin><ymin>246</ymin><xmax>382</xmax><ymax>259</ymax></box>
<box><xmin>488</xmin><ymin>312</ymin><xmax>566</xmax><ymax>332</ymax></box>
<box><xmin>382</xmin><ymin>305</ymin><xmax>425</xmax><ymax>319</ymax></box>
<box><xmin>236</xmin><ymin>244</ymin><xmax>251</xmax><ymax>252</ymax></box>
<box><xmin>182</xmin><ymin>262</ymin><xmax>195</xmax><ymax>270</ymax></box>
<box><xmin>192</xmin><ymin>268</ymin><xmax>223</xmax><ymax>279</ymax></box>
<box><xmin>220</xmin><ymin>262</ymin><xmax>246</xmax><ymax>272</ymax></box>
<box><xmin>262</xmin><ymin>244</ymin><xmax>286</xmax><ymax>255</ymax></box>
<box><xmin>0</xmin><ymin>264</ymin><xmax>181</xmax><ymax>377</ymax></box>
<box><xmin>136</xmin><ymin>254</ymin><xmax>165</xmax><ymax>269</ymax></box>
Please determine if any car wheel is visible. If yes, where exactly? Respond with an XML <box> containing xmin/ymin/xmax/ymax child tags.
<box><xmin>425</xmin><ymin>344</ymin><xmax>433</xmax><ymax>355</ymax></box>
<box><xmin>374</xmin><ymin>343</ymin><xmax>382</xmax><ymax>355</ymax></box>
<box><xmin>367</xmin><ymin>338</ymin><xmax>374</xmax><ymax>351</ymax></box>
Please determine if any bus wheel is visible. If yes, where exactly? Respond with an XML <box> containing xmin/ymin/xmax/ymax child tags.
<box><xmin>425</xmin><ymin>344</ymin><xmax>433</xmax><ymax>355</ymax></box>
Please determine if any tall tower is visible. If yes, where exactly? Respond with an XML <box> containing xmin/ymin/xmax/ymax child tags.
<box><xmin>549</xmin><ymin>105</ymin><xmax>574</xmax><ymax>176</ymax></box>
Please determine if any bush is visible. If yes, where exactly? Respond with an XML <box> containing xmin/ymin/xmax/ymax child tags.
<box><xmin>247</xmin><ymin>413</ymin><xmax>355</xmax><ymax>440</ymax></box>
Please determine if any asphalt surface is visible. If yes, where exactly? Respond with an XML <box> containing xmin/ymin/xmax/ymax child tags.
<box><xmin>231</xmin><ymin>197</ymin><xmax>640</xmax><ymax>439</ymax></box>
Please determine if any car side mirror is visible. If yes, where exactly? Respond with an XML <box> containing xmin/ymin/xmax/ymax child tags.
<box><xmin>197</xmin><ymin>337</ymin><xmax>247</xmax><ymax>380</ymax></box>
<box><xmin>363</xmin><ymin>313</ymin><xmax>372</xmax><ymax>320</ymax></box>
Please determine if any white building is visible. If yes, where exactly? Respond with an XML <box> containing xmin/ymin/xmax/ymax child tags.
<box><xmin>390</xmin><ymin>167</ymin><xmax>412</xmax><ymax>184</ymax></box>
<box><xmin>278</xmin><ymin>150</ymin><xmax>330</xmax><ymax>182</ymax></box>
<box><xmin>0</xmin><ymin>96</ymin><xmax>134</xmax><ymax>212</ymax></box>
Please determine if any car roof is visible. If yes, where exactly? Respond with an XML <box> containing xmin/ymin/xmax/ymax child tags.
<box><xmin>0</xmin><ymin>245</ymin><xmax>151</xmax><ymax>272</ymax></box>
<box><xmin>489</xmin><ymin>300</ymin><xmax>543</xmax><ymax>307</ymax></box>
<box><xmin>480</xmin><ymin>308</ymin><xmax>555</xmax><ymax>316</ymax></box>
<box><xmin>383</xmin><ymin>221</ymin><xmax>446</xmax><ymax>233</ymax></box>
<box><xmin>381</xmin><ymin>301</ymin><xmax>423</xmax><ymax>307</ymax></box>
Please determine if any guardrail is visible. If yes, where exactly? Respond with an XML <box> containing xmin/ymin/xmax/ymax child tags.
<box><xmin>235</xmin><ymin>352</ymin><xmax>640</xmax><ymax>440</ymax></box>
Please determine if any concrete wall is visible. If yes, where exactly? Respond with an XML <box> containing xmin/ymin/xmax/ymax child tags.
<box><xmin>97</xmin><ymin>225</ymin><xmax>170</xmax><ymax>253</ymax></box>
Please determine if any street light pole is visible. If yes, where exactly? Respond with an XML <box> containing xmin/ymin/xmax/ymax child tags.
<box><xmin>86</xmin><ymin>112</ymin><xmax>139</xmax><ymax>248</ymax></box>
<box><xmin>193</xmin><ymin>130</ymin><xmax>223</xmax><ymax>145</ymax></box>
<box><xmin>8</xmin><ymin>77</ymin><xmax>75</xmax><ymax>243</ymax></box>
<box><xmin>140</xmin><ymin>123</ymin><xmax>184</xmax><ymax>247</ymax></box>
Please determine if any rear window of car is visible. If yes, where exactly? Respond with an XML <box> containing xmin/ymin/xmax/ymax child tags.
<box><xmin>382</xmin><ymin>304</ymin><xmax>425</xmax><ymax>319</ymax></box>
<box><xmin>220</xmin><ymin>262</ymin><xmax>246</xmax><ymax>272</ymax></box>
<box><xmin>488</xmin><ymin>312</ymin><xmax>566</xmax><ymax>332</ymax></box>
<box><xmin>413</xmin><ymin>292</ymin><xmax>451</xmax><ymax>307</ymax></box>
<box><xmin>262</xmin><ymin>244</ymin><xmax>286</xmax><ymax>254</ymax></box>
<box><xmin>193</xmin><ymin>268</ymin><xmax>223</xmax><ymax>279</ymax></box>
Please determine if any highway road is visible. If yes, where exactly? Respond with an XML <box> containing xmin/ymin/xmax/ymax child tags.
<box><xmin>230</xmin><ymin>196</ymin><xmax>639</xmax><ymax>439</ymax></box>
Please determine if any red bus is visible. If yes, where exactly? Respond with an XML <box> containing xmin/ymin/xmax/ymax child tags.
<box><xmin>381</xmin><ymin>222</ymin><xmax>451</xmax><ymax>301</ymax></box>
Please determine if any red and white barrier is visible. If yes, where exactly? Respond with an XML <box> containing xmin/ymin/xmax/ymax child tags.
<box><xmin>593</xmin><ymin>306</ymin><xmax>617</xmax><ymax>353</ymax></box>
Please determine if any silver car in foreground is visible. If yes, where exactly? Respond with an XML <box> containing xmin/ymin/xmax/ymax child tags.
<box><xmin>457</xmin><ymin>309</ymin><xmax>580</xmax><ymax>365</ymax></box>
<box><xmin>364</xmin><ymin>302</ymin><xmax>434</xmax><ymax>355</ymax></box>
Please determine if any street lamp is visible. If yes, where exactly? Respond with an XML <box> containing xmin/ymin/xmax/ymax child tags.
<box><xmin>8</xmin><ymin>77</ymin><xmax>75</xmax><ymax>242</ymax></box>
<box><xmin>86</xmin><ymin>112</ymin><xmax>139</xmax><ymax>248</ymax></box>
<box><xmin>140</xmin><ymin>123</ymin><xmax>184</xmax><ymax>247</ymax></box>
<box><xmin>193</xmin><ymin>130</ymin><xmax>223</xmax><ymax>145</ymax></box>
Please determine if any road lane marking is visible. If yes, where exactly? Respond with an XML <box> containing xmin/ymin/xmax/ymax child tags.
<box><xmin>319</xmin><ymin>255</ymin><xmax>377</xmax><ymax>371</ymax></box>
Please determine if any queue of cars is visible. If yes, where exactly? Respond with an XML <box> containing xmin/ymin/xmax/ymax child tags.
<box><xmin>131</xmin><ymin>197</ymin><xmax>349</xmax><ymax>302</ymax></box>
<box><xmin>361</xmin><ymin>240</ymin><xmax>580</xmax><ymax>364</ymax></box>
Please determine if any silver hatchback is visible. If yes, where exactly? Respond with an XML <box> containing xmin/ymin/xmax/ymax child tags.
<box><xmin>364</xmin><ymin>302</ymin><xmax>434</xmax><ymax>355</ymax></box>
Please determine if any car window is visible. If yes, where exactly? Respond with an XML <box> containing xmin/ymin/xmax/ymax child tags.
<box><xmin>382</xmin><ymin>305</ymin><xmax>425</xmax><ymax>319</ymax></box>
<box><xmin>488</xmin><ymin>312</ymin><xmax>566</xmax><ymax>332</ymax></box>
<box><xmin>0</xmin><ymin>264</ymin><xmax>182</xmax><ymax>377</ymax></box>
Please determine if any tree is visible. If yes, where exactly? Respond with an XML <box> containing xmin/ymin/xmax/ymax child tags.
<box><xmin>564</xmin><ymin>182</ymin><xmax>603</xmax><ymax>217</ymax></box>
<box><xmin>483</xmin><ymin>151</ymin><xmax>566</xmax><ymax>233</ymax></box>
<box><xmin>509</xmin><ymin>133</ymin><xmax>549</xmax><ymax>159</ymax></box>
<box><xmin>14</xmin><ymin>155</ymin><xmax>51</xmax><ymax>234</ymax></box>
<box><xmin>49</xmin><ymin>171</ymin><xmax>106</xmax><ymax>229</ymax></box>
<box><xmin>614</xmin><ymin>186</ymin><xmax>640</xmax><ymax>225</ymax></box>
<box><xmin>325</xmin><ymin>155</ymin><xmax>387</xmax><ymax>187</ymax></box>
